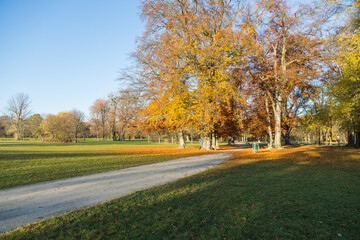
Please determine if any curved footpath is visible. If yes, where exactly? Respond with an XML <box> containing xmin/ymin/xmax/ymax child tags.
<box><xmin>0</xmin><ymin>152</ymin><xmax>232</xmax><ymax>234</ymax></box>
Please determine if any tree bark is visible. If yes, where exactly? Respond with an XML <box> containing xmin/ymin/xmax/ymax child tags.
<box><xmin>177</xmin><ymin>130</ymin><xmax>187</xmax><ymax>149</ymax></box>
<box><xmin>355</xmin><ymin>131</ymin><xmax>360</xmax><ymax>148</ymax></box>
<box><xmin>211</xmin><ymin>131</ymin><xmax>219</xmax><ymax>150</ymax></box>
<box><xmin>347</xmin><ymin>130</ymin><xmax>354</xmax><ymax>147</ymax></box>
<box><xmin>329</xmin><ymin>128</ymin><xmax>333</xmax><ymax>146</ymax></box>
<box><xmin>273</xmin><ymin>94</ymin><xmax>282</xmax><ymax>149</ymax></box>
<box><xmin>202</xmin><ymin>135</ymin><xmax>211</xmax><ymax>150</ymax></box>
<box><xmin>265</xmin><ymin>98</ymin><xmax>274</xmax><ymax>149</ymax></box>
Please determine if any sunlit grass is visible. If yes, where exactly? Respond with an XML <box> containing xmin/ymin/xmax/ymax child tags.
<box><xmin>2</xmin><ymin>145</ymin><xmax>360</xmax><ymax>239</ymax></box>
<box><xmin>0</xmin><ymin>140</ymin><xmax>209</xmax><ymax>189</ymax></box>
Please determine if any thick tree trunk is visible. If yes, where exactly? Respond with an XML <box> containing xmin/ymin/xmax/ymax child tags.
<box><xmin>112</xmin><ymin>131</ymin><xmax>117</xmax><ymax>141</ymax></box>
<box><xmin>325</xmin><ymin>130</ymin><xmax>329</xmax><ymax>145</ymax></box>
<box><xmin>14</xmin><ymin>132</ymin><xmax>19</xmax><ymax>141</ymax></box>
<box><xmin>355</xmin><ymin>131</ymin><xmax>360</xmax><ymax>148</ymax></box>
<box><xmin>211</xmin><ymin>131</ymin><xmax>219</xmax><ymax>150</ymax></box>
<box><xmin>273</xmin><ymin>95</ymin><xmax>282</xmax><ymax>149</ymax></box>
<box><xmin>329</xmin><ymin>129</ymin><xmax>333</xmax><ymax>145</ymax></box>
<box><xmin>317</xmin><ymin>130</ymin><xmax>321</xmax><ymax>145</ymax></box>
<box><xmin>347</xmin><ymin>130</ymin><xmax>354</xmax><ymax>147</ymax></box>
<box><xmin>284</xmin><ymin>132</ymin><xmax>291</xmax><ymax>145</ymax></box>
<box><xmin>202</xmin><ymin>135</ymin><xmax>211</xmax><ymax>150</ymax></box>
<box><xmin>177</xmin><ymin>130</ymin><xmax>187</xmax><ymax>149</ymax></box>
<box><xmin>265</xmin><ymin>98</ymin><xmax>273</xmax><ymax>149</ymax></box>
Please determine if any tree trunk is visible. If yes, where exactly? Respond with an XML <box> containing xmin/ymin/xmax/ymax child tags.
<box><xmin>265</xmin><ymin>98</ymin><xmax>273</xmax><ymax>149</ymax></box>
<box><xmin>215</xmin><ymin>136</ymin><xmax>219</xmax><ymax>149</ymax></box>
<box><xmin>112</xmin><ymin>131</ymin><xmax>117</xmax><ymax>141</ymax></box>
<box><xmin>14</xmin><ymin>132</ymin><xmax>19</xmax><ymax>141</ymax></box>
<box><xmin>347</xmin><ymin>130</ymin><xmax>354</xmax><ymax>147</ymax></box>
<box><xmin>177</xmin><ymin>130</ymin><xmax>187</xmax><ymax>149</ymax></box>
<box><xmin>211</xmin><ymin>131</ymin><xmax>218</xmax><ymax>150</ymax></box>
<box><xmin>317</xmin><ymin>130</ymin><xmax>321</xmax><ymax>145</ymax></box>
<box><xmin>284</xmin><ymin>132</ymin><xmax>291</xmax><ymax>145</ymax></box>
<box><xmin>273</xmin><ymin>94</ymin><xmax>282</xmax><ymax>149</ymax></box>
<box><xmin>325</xmin><ymin>130</ymin><xmax>329</xmax><ymax>145</ymax></box>
<box><xmin>329</xmin><ymin>129</ymin><xmax>333</xmax><ymax>145</ymax></box>
<box><xmin>202</xmin><ymin>135</ymin><xmax>211</xmax><ymax>150</ymax></box>
<box><xmin>355</xmin><ymin>131</ymin><xmax>360</xmax><ymax>148</ymax></box>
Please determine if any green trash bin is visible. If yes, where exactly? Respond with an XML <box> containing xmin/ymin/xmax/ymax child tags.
<box><xmin>252</xmin><ymin>142</ymin><xmax>258</xmax><ymax>153</ymax></box>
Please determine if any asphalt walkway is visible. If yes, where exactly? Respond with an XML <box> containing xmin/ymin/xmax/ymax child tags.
<box><xmin>0</xmin><ymin>152</ymin><xmax>232</xmax><ymax>234</ymax></box>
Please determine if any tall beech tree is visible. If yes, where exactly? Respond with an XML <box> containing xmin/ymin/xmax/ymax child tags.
<box><xmin>90</xmin><ymin>99</ymin><xmax>110</xmax><ymax>140</ymax></box>
<box><xmin>136</xmin><ymin>0</ymin><xmax>243</xmax><ymax>149</ymax></box>
<box><xmin>241</xmin><ymin>0</ymin><xmax>326</xmax><ymax>148</ymax></box>
<box><xmin>117</xmin><ymin>89</ymin><xmax>142</xmax><ymax>141</ymax></box>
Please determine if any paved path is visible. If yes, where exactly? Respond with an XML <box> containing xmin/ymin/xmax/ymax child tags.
<box><xmin>0</xmin><ymin>152</ymin><xmax>232</xmax><ymax>234</ymax></box>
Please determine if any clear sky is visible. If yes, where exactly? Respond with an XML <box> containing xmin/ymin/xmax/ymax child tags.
<box><xmin>0</xmin><ymin>0</ymin><xmax>144</xmax><ymax>119</ymax></box>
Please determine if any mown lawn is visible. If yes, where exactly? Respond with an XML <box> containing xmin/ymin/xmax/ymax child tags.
<box><xmin>0</xmin><ymin>140</ymin><xmax>208</xmax><ymax>189</ymax></box>
<box><xmin>2</xmin><ymin>145</ymin><xmax>359</xmax><ymax>239</ymax></box>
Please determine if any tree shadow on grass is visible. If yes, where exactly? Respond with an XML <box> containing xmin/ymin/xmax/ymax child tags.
<box><xmin>4</xmin><ymin>146</ymin><xmax>360</xmax><ymax>239</ymax></box>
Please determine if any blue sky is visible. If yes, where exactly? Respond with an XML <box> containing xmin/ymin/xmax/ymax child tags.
<box><xmin>0</xmin><ymin>0</ymin><xmax>143</xmax><ymax>119</ymax></box>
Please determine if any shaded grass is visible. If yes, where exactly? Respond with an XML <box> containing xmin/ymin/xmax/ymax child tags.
<box><xmin>0</xmin><ymin>140</ymin><xmax>208</xmax><ymax>189</ymax></box>
<box><xmin>2</xmin><ymin>145</ymin><xmax>360</xmax><ymax>239</ymax></box>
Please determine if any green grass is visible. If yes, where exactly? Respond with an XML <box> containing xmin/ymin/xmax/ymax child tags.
<box><xmin>2</xmin><ymin>145</ymin><xmax>360</xmax><ymax>239</ymax></box>
<box><xmin>0</xmin><ymin>140</ymin><xmax>206</xmax><ymax>189</ymax></box>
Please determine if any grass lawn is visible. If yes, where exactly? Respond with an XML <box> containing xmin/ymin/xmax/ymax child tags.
<box><xmin>1</xmin><ymin>145</ymin><xmax>360</xmax><ymax>239</ymax></box>
<box><xmin>0</xmin><ymin>140</ymin><xmax>208</xmax><ymax>189</ymax></box>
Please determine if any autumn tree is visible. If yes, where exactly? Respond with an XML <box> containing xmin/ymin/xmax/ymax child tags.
<box><xmin>41</xmin><ymin>113</ymin><xmax>75</xmax><ymax>142</ymax></box>
<box><xmin>27</xmin><ymin>114</ymin><xmax>43</xmax><ymax>138</ymax></box>
<box><xmin>0</xmin><ymin>116</ymin><xmax>11</xmax><ymax>138</ymax></box>
<box><xmin>41</xmin><ymin>111</ymin><xmax>86</xmax><ymax>142</ymax></box>
<box><xmin>134</xmin><ymin>0</ymin><xmax>243</xmax><ymax>150</ymax></box>
<box><xmin>70</xmin><ymin>110</ymin><xmax>85</xmax><ymax>142</ymax></box>
<box><xmin>7</xmin><ymin>93</ymin><xmax>31</xmax><ymax>140</ymax></box>
<box><xmin>116</xmin><ymin>89</ymin><xmax>142</xmax><ymax>141</ymax></box>
<box><xmin>90</xmin><ymin>99</ymin><xmax>110</xmax><ymax>140</ymax></box>
<box><xmin>327</xmin><ymin>0</ymin><xmax>360</xmax><ymax>147</ymax></box>
<box><xmin>241</xmin><ymin>0</ymin><xmax>327</xmax><ymax>148</ymax></box>
<box><xmin>108</xmin><ymin>93</ymin><xmax>120</xmax><ymax>141</ymax></box>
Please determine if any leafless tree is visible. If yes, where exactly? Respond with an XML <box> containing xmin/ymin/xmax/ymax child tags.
<box><xmin>7</xmin><ymin>93</ymin><xmax>31</xmax><ymax>140</ymax></box>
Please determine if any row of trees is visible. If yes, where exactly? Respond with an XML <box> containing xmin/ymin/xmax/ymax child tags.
<box><xmin>89</xmin><ymin>89</ymin><xmax>142</xmax><ymax>141</ymax></box>
<box><xmin>1</xmin><ymin>93</ymin><xmax>90</xmax><ymax>142</ymax></box>
<box><xmin>121</xmin><ymin>0</ymin><xmax>360</xmax><ymax>149</ymax></box>
<box><xmin>1</xmin><ymin>92</ymin><xmax>143</xmax><ymax>142</ymax></box>
<box><xmin>3</xmin><ymin>0</ymin><xmax>359</xmax><ymax>149</ymax></box>
<box><xmin>120</xmin><ymin>0</ymin><xmax>335</xmax><ymax>149</ymax></box>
